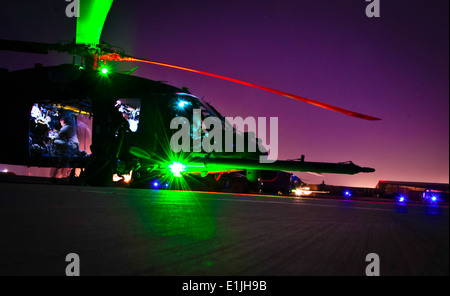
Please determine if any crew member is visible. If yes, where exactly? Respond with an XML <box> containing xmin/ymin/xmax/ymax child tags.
<box><xmin>54</xmin><ymin>115</ymin><xmax>79</xmax><ymax>156</ymax></box>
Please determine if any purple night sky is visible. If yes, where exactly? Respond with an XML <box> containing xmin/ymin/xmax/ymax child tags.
<box><xmin>1</xmin><ymin>0</ymin><xmax>448</xmax><ymax>187</ymax></box>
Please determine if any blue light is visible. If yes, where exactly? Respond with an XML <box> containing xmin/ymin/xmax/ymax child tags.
<box><xmin>153</xmin><ymin>181</ymin><xmax>159</xmax><ymax>188</ymax></box>
<box><xmin>431</xmin><ymin>196</ymin><xmax>437</xmax><ymax>202</ymax></box>
<box><xmin>398</xmin><ymin>194</ymin><xmax>406</xmax><ymax>203</ymax></box>
<box><xmin>344</xmin><ymin>190</ymin><xmax>352</xmax><ymax>197</ymax></box>
<box><xmin>165</xmin><ymin>183</ymin><xmax>169</xmax><ymax>187</ymax></box>
<box><xmin>178</xmin><ymin>100</ymin><xmax>189</xmax><ymax>108</ymax></box>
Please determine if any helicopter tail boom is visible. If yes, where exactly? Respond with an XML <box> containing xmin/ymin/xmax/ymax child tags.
<box><xmin>181</xmin><ymin>157</ymin><xmax>375</xmax><ymax>176</ymax></box>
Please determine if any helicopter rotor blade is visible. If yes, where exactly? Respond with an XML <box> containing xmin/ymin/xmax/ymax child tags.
<box><xmin>106</xmin><ymin>55</ymin><xmax>380</xmax><ymax>121</ymax></box>
<box><xmin>76</xmin><ymin>0</ymin><xmax>114</xmax><ymax>46</ymax></box>
<box><xmin>0</xmin><ymin>39</ymin><xmax>51</xmax><ymax>55</ymax></box>
<box><xmin>0</xmin><ymin>1</ymin><xmax>115</xmax><ymax>56</ymax></box>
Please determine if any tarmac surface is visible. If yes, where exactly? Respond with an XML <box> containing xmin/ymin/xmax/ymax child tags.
<box><xmin>0</xmin><ymin>182</ymin><xmax>448</xmax><ymax>276</ymax></box>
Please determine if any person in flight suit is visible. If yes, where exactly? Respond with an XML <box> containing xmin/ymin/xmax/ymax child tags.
<box><xmin>54</xmin><ymin>115</ymin><xmax>79</xmax><ymax>156</ymax></box>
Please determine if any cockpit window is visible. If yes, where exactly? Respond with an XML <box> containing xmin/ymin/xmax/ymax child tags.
<box><xmin>172</xmin><ymin>93</ymin><xmax>224</xmax><ymax>122</ymax></box>
<box><xmin>115</xmin><ymin>98</ymin><xmax>141</xmax><ymax>132</ymax></box>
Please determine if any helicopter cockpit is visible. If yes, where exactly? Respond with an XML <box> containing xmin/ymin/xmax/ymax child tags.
<box><xmin>115</xmin><ymin>98</ymin><xmax>141</xmax><ymax>133</ymax></box>
<box><xmin>167</xmin><ymin>92</ymin><xmax>264</xmax><ymax>159</ymax></box>
<box><xmin>172</xmin><ymin>93</ymin><xmax>222</xmax><ymax>121</ymax></box>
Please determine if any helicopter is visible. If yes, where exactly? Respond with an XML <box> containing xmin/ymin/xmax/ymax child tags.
<box><xmin>0</xmin><ymin>0</ymin><xmax>378</xmax><ymax>191</ymax></box>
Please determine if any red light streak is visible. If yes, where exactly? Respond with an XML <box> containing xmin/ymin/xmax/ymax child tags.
<box><xmin>100</xmin><ymin>54</ymin><xmax>381</xmax><ymax>121</ymax></box>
